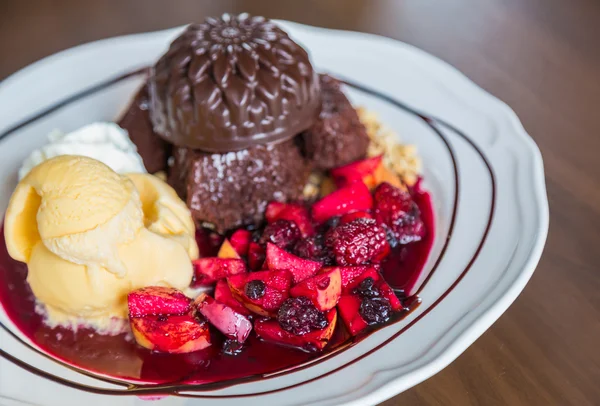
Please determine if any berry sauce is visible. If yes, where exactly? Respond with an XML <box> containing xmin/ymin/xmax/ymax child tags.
<box><xmin>0</xmin><ymin>190</ymin><xmax>434</xmax><ymax>386</ymax></box>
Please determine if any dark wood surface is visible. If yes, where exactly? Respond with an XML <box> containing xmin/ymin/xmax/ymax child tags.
<box><xmin>1</xmin><ymin>1</ymin><xmax>599</xmax><ymax>405</ymax></box>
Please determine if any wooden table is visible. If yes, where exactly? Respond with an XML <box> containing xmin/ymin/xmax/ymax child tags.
<box><xmin>1</xmin><ymin>1</ymin><xmax>599</xmax><ymax>405</ymax></box>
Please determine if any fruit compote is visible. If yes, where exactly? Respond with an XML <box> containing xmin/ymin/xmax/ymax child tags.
<box><xmin>0</xmin><ymin>157</ymin><xmax>435</xmax><ymax>388</ymax></box>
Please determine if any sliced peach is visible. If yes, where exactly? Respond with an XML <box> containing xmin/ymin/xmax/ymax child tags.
<box><xmin>265</xmin><ymin>242</ymin><xmax>321</xmax><ymax>284</ymax></box>
<box><xmin>290</xmin><ymin>268</ymin><xmax>341</xmax><ymax>311</ymax></box>
<box><xmin>254</xmin><ymin>309</ymin><xmax>337</xmax><ymax>351</ymax></box>
<box><xmin>194</xmin><ymin>293</ymin><xmax>252</xmax><ymax>343</ymax></box>
<box><xmin>217</xmin><ymin>239</ymin><xmax>241</xmax><ymax>259</ymax></box>
<box><xmin>192</xmin><ymin>258</ymin><xmax>247</xmax><ymax>286</ymax></box>
<box><xmin>214</xmin><ymin>279</ymin><xmax>251</xmax><ymax>316</ymax></box>
<box><xmin>130</xmin><ymin>314</ymin><xmax>211</xmax><ymax>353</ymax></box>
<box><xmin>127</xmin><ymin>286</ymin><xmax>191</xmax><ymax>318</ymax></box>
<box><xmin>230</xmin><ymin>229</ymin><xmax>252</xmax><ymax>257</ymax></box>
<box><xmin>227</xmin><ymin>270</ymin><xmax>293</xmax><ymax>317</ymax></box>
<box><xmin>311</xmin><ymin>181</ymin><xmax>373</xmax><ymax>224</ymax></box>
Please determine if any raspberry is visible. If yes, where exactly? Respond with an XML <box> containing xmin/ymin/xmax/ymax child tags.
<box><xmin>277</xmin><ymin>296</ymin><xmax>328</xmax><ymax>336</ymax></box>
<box><xmin>373</xmin><ymin>183</ymin><xmax>425</xmax><ymax>244</ymax></box>
<box><xmin>260</xmin><ymin>219</ymin><xmax>301</xmax><ymax>249</ymax></box>
<box><xmin>294</xmin><ymin>235</ymin><xmax>335</xmax><ymax>265</ymax></box>
<box><xmin>325</xmin><ymin>218</ymin><xmax>390</xmax><ymax>266</ymax></box>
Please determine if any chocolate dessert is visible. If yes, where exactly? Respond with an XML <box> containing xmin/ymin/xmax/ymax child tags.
<box><xmin>118</xmin><ymin>85</ymin><xmax>169</xmax><ymax>173</ymax></box>
<box><xmin>302</xmin><ymin>74</ymin><xmax>370</xmax><ymax>170</ymax></box>
<box><xmin>121</xmin><ymin>14</ymin><xmax>371</xmax><ymax>232</ymax></box>
<box><xmin>169</xmin><ymin>139</ymin><xmax>310</xmax><ymax>233</ymax></box>
<box><xmin>148</xmin><ymin>14</ymin><xmax>320</xmax><ymax>152</ymax></box>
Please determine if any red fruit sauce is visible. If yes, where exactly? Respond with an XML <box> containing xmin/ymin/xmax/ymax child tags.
<box><xmin>0</xmin><ymin>190</ymin><xmax>434</xmax><ymax>387</ymax></box>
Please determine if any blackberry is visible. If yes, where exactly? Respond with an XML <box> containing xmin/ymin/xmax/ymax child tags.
<box><xmin>359</xmin><ymin>297</ymin><xmax>391</xmax><ymax>325</ymax></box>
<box><xmin>277</xmin><ymin>297</ymin><xmax>328</xmax><ymax>335</ymax></box>
<box><xmin>245</xmin><ymin>280</ymin><xmax>266</xmax><ymax>299</ymax></box>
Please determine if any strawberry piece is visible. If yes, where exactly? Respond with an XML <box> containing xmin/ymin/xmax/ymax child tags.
<box><xmin>265</xmin><ymin>202</ymin><xmax>315</xmax><ymax>237</ymax></box>
<box><xmin>230</xmin><ymin>229</ymin><xmax>252</xmax><ymax>257</ymax></box>
<box><xmin>265</xmin><ymin>243</ymin><xmax>322</xmax><ymax>284</ymax></box>
<box><xmin>247</xmin><ymin>242</ymin><xmax>266</xmax><ymax>271</ymax></box>
<box><xmin>331</xmin><ymin>156</ymin><xmax>382</xmax><ymax>188</ymax></box>
<box><xmin>214</xmin><ymin>279</ymin><xmax>251</xmax><ymax>316</ymax></box>
<box><xmin>192</xmin><ymin>258</ymin><xmax>247</xmax><ymax>286</ymax></box>
<box><xmin>311</xmin><ymin>181</ymin><xmax>373</xmax><ymax>224</ymax></box>
<box><xmin>290</xmin><ymin>268</ymin><xmax>342</xmax><ymax>311</ymax></box>
<box><xmin>130</xmin><ymin>313</ymin><xmax>211</xmax><ymax>354</ymax></box>
<box><xmin>127</xmin><ymin>287</ymin><xmax>191</xmax><ymax>318</ymax></box>
<box><xmin>254</xmin><ymin>309</ymin><xmax>337</xmax><ymax>351</ymax></box>
<box><xmin>227</xmin><ymin>270</ymin><xmax>293</xmax><ymax>317</ymax></box>
<box><xmin>194</xmin><ymin>293</ymin><xmax>253</xmax><ymax>343</ymax></box>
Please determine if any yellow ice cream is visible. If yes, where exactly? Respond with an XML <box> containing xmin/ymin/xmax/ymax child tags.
<box><xmin>4</xmin><ymin>155</ymin><xmax>198</xmax><ymax>331</ymax></box>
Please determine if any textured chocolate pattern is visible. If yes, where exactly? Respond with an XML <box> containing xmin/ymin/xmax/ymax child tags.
<box><xmin>149</xmin><ymin>14</ymin><xmax>321</xmax><ymax>152</ymax></box>
<box><xmin>302</xmin><ymin>74</ymin><xmax>370</xmax><ymax>169</ymax></box>
<box><xmin>168</xmin><ymin>139</ymin><xmax>311</xmax><ymax>233</ymax></box>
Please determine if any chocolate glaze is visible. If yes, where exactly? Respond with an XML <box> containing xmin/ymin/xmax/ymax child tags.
<box><xmin>302</xmin><ymin>74</ymin><xmax>370</xmax><ymax>169</ymax></box>
<box><xmin>149</xmin><ymin>14</ymin><xmax>321</xmax><ymax>152</ymax></box>
<box><xmin>0</xmin><ymin>68</ymin><xmax>497</xmax><ymax>399</ymax></box>
<box><xmin>118</xmin><ymin>84</ymin><xmax>170</xmax><ymax>173</ymax></box>
<box><xmin>168</xmin><ymin>138</ymin><xmax>311</xmax><ymax>233</ymax></box>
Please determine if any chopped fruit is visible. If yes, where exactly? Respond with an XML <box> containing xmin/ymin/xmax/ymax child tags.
<box><xmin>260</xmin><ymin>220</ymin><xmax>301</xmax><ymax>249</ymax></box>
<box><xmin>265</xmin><ymin>202</ymin><xmax>315</xmax><ymax>237</ymax></box>
<box><xmin>228</xmin><ymin>270</ymin><xmax>293</xmax><ymax>317</ymax></box>
<box><xmin>222</xmin><ymin>339</ymin><xmax>244</xmax><ymax>356</ymax></box>
<box><xmin>255</xmin><ymin>309</ymin><xmax>337</xmax><ymax>351</ymax></box>
<box><xmin>130</xmin><ymin>314</ymin><xmax>211</xmax><ymax>353</ymax></box>
<box><xmin>290</xmin><ymin>268</ymin><xmax>341</xmax><ymax>311</ymax></box>
<box><xmin>247</xmin><ymin>242</ymin><xmax>266</xmax><ymax>271</ymax></box>
<box><xmin>294</xmin><ymin>235</ymin><xmax>335</xmax><ymax>265</ymax></box>
<box><xmin>373</xmin><ymin>182</ymin><xmax>425</xmax><ymax>244</ymax></box>
<box><xmin>230</xmin><ymin>229</ymin><xmax>252</xmax><ymax>257</ymax></box>
<box><xmin>192</xmin><ymin>258</ymin><xmax>247</xmax><ymax>286</ymax></box>
<box><xmin>333</xmin><ymin>265</ymin><xmax>375</xmax><ymax>288</ymax></box>
<box><xmin>337</xmin><ymin>295</ymin><xmax>368</xmax><ymax>336</ymax></box>
<box><xmin>339</xmin><ymin>210</ymin><xmax>373</xmax><ymax>224</ymax></box>
<box><xmin>331</xmin><ymin>155</ymin><xmax>382</xmax><ymax>188</ymax></box>
<box><xmin>265</xmin><ymin>243</ymin><xmax>322</xmax><ymax>284</ymax></box>
<box><xmin>127</xmin><ymin>287</ymin><xmax>191</xmax><ymax>318</ymax></box>
<box><xmin>373</xmin><ymin>162</ymin><xmax>404</xmax><ymax>190</ymax></box>
<box><xmin>352</xmin><ymin>276</ymin><xmax>380</xmax><ymax>298</ymax></box>
<box><xmin>277</xmin><ymin>296</ymin><xmax>328</xmax><ymax>335</ymax></box>
<box><xmin>344</xmin><ymin>267</ymin><xmax>403</xmax><ymax>311</ymax></box>
<box><xmin>325</xmin><ymin>218</ymin><xmax>390</xmax><ymax>266</ymax></box>
<box><xmin>245</xmin><ymin>280</ymin><xmax>266</xmax><ymax>300</ymax></box>
<box><xmin>217</xmin><ymin>239</ymin><xmax>241</xmax><ymax>259</ymax></box>
<box><xmin>312</xmin><ymin>181</ymin><xmax>373</xmax><ymax>224</ymax></box>
<box><xmin>195</xmin><ymin>229</ymin><xmax>223</xmax><ymax>257</ymax></box>
<box><xmin>214</xmin><ymin>280</ymin><xmax>251</xmax><ymax>316</ymax></box>
<box><xmin>194</xmin><ymin>293</ymin><xmax>252</xmax><ymax>343</ymax></box>
<box><xmin>319</xmin><ymin>176</ymin><xmax>337</xmax><ymax>197</ymax></box>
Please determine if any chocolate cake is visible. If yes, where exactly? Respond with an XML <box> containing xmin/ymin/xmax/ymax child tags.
<box><xmin>121</xmin><ymin>14</ymin><xmax>372</xmax><ymax>232</ymax></box>
<box><xmin>168</xmin><ymin>140</ymin><xmax>310</xmax><ymax>233</ymax></box>
<box><xmin>302</xmin><ymin>74</ymin><xmax>370</xmax><ymax>170</ymax></box>
<box><xmin>118</xmin><ymin>85</ymin><xmax>169</xmax><ymax>173</ymax></box>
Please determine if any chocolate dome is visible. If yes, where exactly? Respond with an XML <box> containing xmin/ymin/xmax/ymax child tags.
<box><xmin>148</xmin><ymin>14</ymin><xmax>321</xmax><ymax>152</ymax></box>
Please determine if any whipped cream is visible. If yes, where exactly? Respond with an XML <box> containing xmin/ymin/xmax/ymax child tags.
<box><xmin>18</xmin><ymin>122</ymin><xmax>146</xmax><ymax>180</ymax></box>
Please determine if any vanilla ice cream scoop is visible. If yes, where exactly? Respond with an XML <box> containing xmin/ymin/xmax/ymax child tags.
<box><xmin>18</xmin><ymin>122</ymin><xmax>146</xmax><ymax>180</ymax></box>
<box><xmin>4</xmin><ymin>156</ymin><xmax>198</xmax><ymax>330</ymax></box>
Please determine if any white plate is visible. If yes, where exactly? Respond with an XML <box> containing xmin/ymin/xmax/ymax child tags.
<box><xmin>0</xmin><ymin>21</ymin><xmax>548</xmax><ymax>406</ymax></box>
